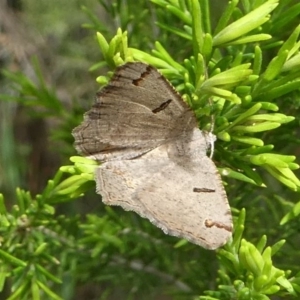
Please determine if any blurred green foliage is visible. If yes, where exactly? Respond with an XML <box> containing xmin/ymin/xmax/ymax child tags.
<box><xmin>1</xmin><ymin>0</ymin><xmax>300</xmax><ymax>299</ymax></box>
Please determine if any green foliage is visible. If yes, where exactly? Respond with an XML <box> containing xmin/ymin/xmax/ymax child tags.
<box><xmin>1</xmin><ymin>0</ymin><xmax>300</xmax><ymax>299</ymax></box>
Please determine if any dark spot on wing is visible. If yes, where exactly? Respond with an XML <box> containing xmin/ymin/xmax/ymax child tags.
<box><xmin>205</xmin><ymin>219</ymin><xmax>232</xmax><ymax>232</ymax></box>
<box><xmin>87</xmin><ymin>111</ymin><xmax>101</xmax><ymax>119</ymax></box>
<box><xmin>152</xmin><ymin>99</ymin><xmax>172</xmax><ymax>113</ymax></box>
<box><xmin>132</xmin><ymin>66</ymin><xmax>152</xmax><ymax>86</ymax></box>
<box><xmin>193</xmin><ymin>187</ymin><xmax>215</xmax><ymax>193</ymax></box>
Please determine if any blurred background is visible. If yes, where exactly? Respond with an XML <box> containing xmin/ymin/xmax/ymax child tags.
<box><xmin>1</xmin><ymin>0</ymin><xmax>300</xmax><ymax>299</ymax></box>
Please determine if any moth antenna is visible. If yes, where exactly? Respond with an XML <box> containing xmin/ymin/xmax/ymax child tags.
<box><xmin>206</xmin><ymin>96</ymin><xmax>216</xmax><ymax>158</ymax></box>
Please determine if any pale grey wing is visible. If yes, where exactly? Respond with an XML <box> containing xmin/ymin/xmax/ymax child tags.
<box><xmin>95</xmin><ymin>156</ymin><xmax>169</xmax><ymax>216</ymax></box>
<box><xmin>95</xmin><ymin>147</ymin><xmax>232</xmax><ymax>249</ymax></box>
<box><xmin>72</xmin><ymin>62</ymin><xmax>198</xmax><ymax>161</ymax></box>
<box><xmin>133</xmin><ymin>156</ymin><xmax>232</xmax><ymax>250</ymax></box>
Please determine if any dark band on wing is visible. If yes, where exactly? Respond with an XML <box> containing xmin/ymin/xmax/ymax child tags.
<box><xmin>205</xmin><ymin>219</ymin><xmax>232</xmax><ymax>232</ymax></box>
<box><xmin>193</xmin><ymin>187</ymin><xmax>215</xmax><ymax>193</ymax></box>
<box><xmin>132</xmin><ymin>66</ymin><xmax>152</xmax><ymax>86</ymax></box>
<box><xmin>152</xmin><ymin>99</ymin><xmax>172</xmax><ymax>113</ymax></box>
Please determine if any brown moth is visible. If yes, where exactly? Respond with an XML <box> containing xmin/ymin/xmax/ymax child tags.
<box><xmin>72</xmin><ymin>62</ymin><xmax>232</xmax><ymax>250</ymax></box>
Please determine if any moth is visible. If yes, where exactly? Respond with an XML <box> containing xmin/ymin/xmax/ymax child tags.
<box><xmin>72</xmin><ymin>62</ymin><xmax>232</xmax><ymax>249</ymax></box>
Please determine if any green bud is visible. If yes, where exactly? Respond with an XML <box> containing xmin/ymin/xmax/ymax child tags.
<box><xmin>239</xmin><ymin>241</ymin><xmax>262</xmax><ymax>276</ymax></box>
<box><xmin>230</xmin><ymin>103</ymin><xmax>262</xmax><ymax>126</ymax></box>
<box><xmin>231</xmin><ymin>122</ymin><xmax>280</xmax><ymax>133</ymax></box>
<box><xmin>246</xmin><ymin>113</ymin><xmax>294</xmax><ymax>124</ymax></box>
<box><xmin>260</xmin><ymin>102</ymin><xmax>278</xmax><ymax>111</ymax></box>
<box><xmin>96</xmin><ymin>32</ymin><xmax>109</xmax><ymax>60</ymax></box>
<box><xmin>219</xmin><ymin>168</ymin><xmax>259</xmax><ymax>185</ymax></box>
<box><xmin>33</xmin><ymin>243</ymin><xmax>48</xmax><ymax>256</ymax></box>
<box><xmin>263</xmin><ymin>284</ymin><xmax>280</xmax><ymax>294</ymax></box>
<box><xmin>263</xmin><ymin>50</ymin><xmax>289</xmax><ymax>81</ymax></box>
<box><xmin>213</xmin><ymin>0</ymin><xmax>278</xmax><ymax>45</ymax></box>
<box><xmin>256</xmin><ymin>235</ymin><xmax>267</xmax><ymax>253</ymax></box>
<box><xmin>249</xmin><ymin>154</ymin><xmax>292</xmax><ymax>168</ymax></box>
<box><xmin>70</xmin><ymin>156</ymin><xmax>98</xmax><ymax>165</ymax></box>
<box><xmin>254</xmin><ymin>274</ymin><xmax>269</xmax><ymax>291</ymax></box>
<box><xmin>229</xmin><ymin>34</ymin><xmax>271</xmax><ymax>45</ymax></box>
<box><xmin>232</xmin><ymin>136</ymin><xmax>264</xmax><ymax>146</ymax></box>
<box><xmin>217</xmin><ymin>131</ymin><xmax>231</xmax><ymax>141</ymax></box>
